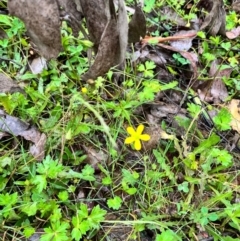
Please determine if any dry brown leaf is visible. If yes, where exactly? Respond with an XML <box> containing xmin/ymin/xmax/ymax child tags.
<box><xmin>198</xmin><ymin>60</ymin><xmax>229</xmax><ymax>103</ymax></box>
<box><xmin>160</xmin><ymin>6</ymin><xmax>187</xmax><ymax>26</ymax></box>
<box><xmin>142</xmin><ymin>126</ymin><xmax>162</xmax><ymax>151</ymax></box>
<box><xmin>0</xmin><ymin>109</ymin><xmax>46</xmax><ymax>160</ymax></box>
<box><xmin>226</xmin><ymin>26</ymin><xmax>240</xmax><ymax>39</ymax></box>
<box><xmin>228</xmin><ymin>99</ymin><xmax>240</xmax><ymax>134</ymax></box>
<box><xmin>8</xmin><ymin>0</ymin><xmax>62</xmax><ymax>59</ymax></box>
<box><xmin>198</xmin><ymin>0</ymin><xmax>226</xmax><ymax>36</ymax></box>
<box><xmin>132</xmin><ymin>45</ymin><xmax>168</xmax><ymax>66</ymax></box>
<box><xmin>128</xmin><ymin>2</ymin><xmax>146</xmax><ymax>43</ymax></box>
<box><xmin>82</xmin><ymin>145</ymin><xmax>108</xmax><ymax>172</ymax></box>
<box><xmin>170</xmin><ymin>30</ymin><xmax>197</xmax><ymax>51</ymax></box>
<box><xmin>29</xmin><ymin>57</ymin><xmax>47</xmax><ymax>74</ymax></box>
<box><xmin>150</xmin><ymin>102</ymin><xmax>180</xmax><ymax>118</ymax></box>
<box><xmin>81</xmin><ymin>13</ymin><xmax>119</xmax><ymax>81</ymax></box>
<box><xmin>81</xmin><ymin>0</ymin><xmax>128</xmax><ymax>81</ymax></box>
<box><xmin>142</xmin><ymin>31</ymin><xmax>197</xmax><ymax>44</ymax></box>
<box><xmin>0</xmin><ymin>73</ymin><xmax>23</xmax><ymax>94</ymax></box>
<box><xmin>157</xmin><ymin>43</ymin><xmax>198</xmax><ymax>79</ymax></box>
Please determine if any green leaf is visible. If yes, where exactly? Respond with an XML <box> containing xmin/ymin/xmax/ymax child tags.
<box><xmin>88</xmin><ymin>205</ymin><xmax>107</xmax><ymax>228</ymax></box>
<box><xmin>75</xmin><ymin>123</ymin><xmax>91</xmax><ymax>134</ymax></box>
<box><xmin>194</xmin><ymin>134</ymin><xmax>220</xmax><ymax>154</ymax></box>
<box><xmin>102</xmin><ymin>176</ymin><xmax>112</xmax><ymax>185</ymax></box>
<box><xmin>156</xmin><ymin>230</ymin><xmax>182</xmax><ymax>241</ymax></box>
<box><xmin>122</xmin><ymin>169</ymin><xmax>139</xmax><ymax>185</ymax></box>
<box><xmin>107</xmin><ymin>196</ymin><xmax>122</xmax><ymax>210</ymax></box>
<box><xmin>21</xmin><ymin>202</ymin><xmax>37</xmax><ymax>216</ymax></box>
<box><xmin>23</xmin><ymin>227</ymin><xmax>35</xmax><ymax>238</ymax></box>
<box><xmin>0</xmin><ymin>177</ymin><xmax>8</xmax><ymax>191</ymax></box>
<box><xmin>71</xmin><ymin>227</ymin><xmax>83</xmax><ymax>241</ymax></box>
<box><xmin>0</xmin><ymin>157</ymin><xmax>12</xmax><ymax>167</ymax></box>
<box><xmin>213</xmin><ymin>108</ymin><xmax>231</xmax><ymax>131</ymax></box>
<box><xmin>58</xmin><ymin>191</ymin><xmax>69</xmax><ymax>202</ymax></box>
<box><xmin>78</xmin><ymin>203</ymin><xmax>89</xmax><ymax>219</ymax></box>
<box><xmin>208</xmin><ymin>212</ymin><xmax>218</xmax><ymax>222</ymax></box>
<box><xmin>41</xmin><ymin>221</ymin><xmax>70</xmax><ymax>241</ymax></box>
<box><xmin>0</xmin><ymin>192</ymin><xmax>18</xmax><ymax>206</ymax></box>
<box><xmin>137</xmin><ymin>64</ymin><xmax>145</xmax><ymax>72</ymax></box>
<box><xmin>187</xmin><ymin>102</ymin><xmax>201</xmax><ymax>117</ymax></box>
<box><xmin>79</xmin><ymin>164</ymin><xmax>95</xmax><ymax>181</ymax></box>
<box><xmin>50</xmin><ymin>208</ymin><xmax>62</xmax><ymax>223</ymax></box>
<box><xmin>177</xmin><ymin>182</ymin><xmax>189</xmax><ymax>193</ymax></box>
<box><xmin>0</xmin><ymin>15</ymin><xmax>12</xmax><ymax>26</ymax></box>
<box><xmin>210</xmin><ymin>148</ymin><xmax>232</xmax><ymax>167</ymax></box>
<box><xmin>221</xmin><ymin>42</ymin><xmax>231</xmax><ymax>51</ymax></box>
<box><xmin>36</xmin><ymin>156</ymin><xmax>63</xmax><ymax>179</ymax></box>
<box><xmin>201</xmin><ymin>206</ymin><xmax>209</xmax><ymax>215</ymax></box>
<box><xmin>145</xmin><ymin>61</ymin><xmax>156</xmax><ymax>70</ymax></box>
<box><xmin>143</xmin><ymin>0</ymin><xmax>155</xmax><ymax>13</ymax></box>
<box><xmin>32</xmin><ymin>175</ymin><xmax>47</xmax><ymax>193</ymax></box>
<box><xmin>203</xmin><ymin>53</ymin><xmax>215</xmax><ymax>62</ymax></box>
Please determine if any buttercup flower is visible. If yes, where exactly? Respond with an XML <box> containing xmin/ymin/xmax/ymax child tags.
<box><xmin>124</xmin><ymin>124</ymin><xmax>150</xmax><ymax>150</ymax></box>
<box><xmin>81</xmin><ymin>87</ymin><xmax>88</xmax><ymax>93</ymax></box>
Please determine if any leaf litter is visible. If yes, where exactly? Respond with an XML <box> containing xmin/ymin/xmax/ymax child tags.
<box><xmin>1</xmin><ymin>0</ymin><xmax>240</xmax><ymax>240</ymax></box>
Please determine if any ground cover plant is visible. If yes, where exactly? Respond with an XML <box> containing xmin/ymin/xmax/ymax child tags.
<box><xmin>0</xmin><ymin>0</ymin><xmax>240</xmax><ymax>240</ymax></box>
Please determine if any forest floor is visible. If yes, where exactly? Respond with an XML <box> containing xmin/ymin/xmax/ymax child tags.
<box><xmin>0</xmin><ymin>0</ymin><xmax>240</xmax><ymax>240</ymax></box>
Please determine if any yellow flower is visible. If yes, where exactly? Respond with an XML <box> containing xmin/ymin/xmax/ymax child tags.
<box><xmin>124</xmin><ymin>124</ymin><xmax>150</xmax><ymax>150</ymax></box>
<box><xmin>81</xmin><ymin>87</ymin><xmax>88</xmax><ymax>93</ymax></box>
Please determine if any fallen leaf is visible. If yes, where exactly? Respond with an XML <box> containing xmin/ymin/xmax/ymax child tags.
<box><xmin>8</xmin><ymin>0</ymin><xmax>62</xmax><ymax>59</ymax></box>
<box><xmin>150</xmin><ymin>102</ymin><xmax>180</xmax><ymax>118</ymax></box>
<box><xmin>82</xmin><ymin>145</ymin><xmax>108</xmax><ymax>172</ymax></box>
<box><xmin>132</xmin><ymin>45</ymin><xmax>168</xmax><ymax>66</ymax></box>
<box><xmin>170</xmin><ymin>30</ymin><xmax>197</xmax><ymax>51</ymax></box>
<box><xmin>0</xmin><ymin>109</ymin><xmax>46</xmax><ymax>160</ymax></box>
<box><xmin>197</xmin><ymin>59</ymin><xmax>230</xmax><ymax>103</ymax></box>
<box><xmin>128</xmin><ymin>1</ymin><xmax>146</xmax><ymax>43</ymax></box>
<box><xmin>228</xmin><ymin>99</ymin><xmax>240</xmax><ymax>134</ymax></box>
<box><xmin>142</xmin><ymin>31</ymin><xmax>197</xmax><ymax>45</ymax></box>
<box><xmin>160</xmin><ymin>6</ymin><xmax>187</xmax><ymax>26</ymax></box>
<box><xmin>142</xmin><ymin>125</ymin><xmax>162</xmax><ymax>151</ymax></box>
<box><xmin>198</xmin><ymin>0</ymin><xmax>226</xmax><ymax>36</ymax></box>
<box><xmin>29</xmin><ymin>57</ymin><xmax>47</xmax><ymax>74</ymax></box>
<box><xmin>0</xmin><ymin>73</ymin><xmax>23</xmax><ymax>94</ymax></box>
<box><xmin>226</xmin><ymin>26</ymin><xmax>240</xmax><ymax>39</ymax></box>
<box><xmin>157</xmin><ymin>43</ymin><xmax>199</xmax><ymax>79</ymax></box>
<box><xmin>81</xmin><ymin>0</ymin><xmax>128</xmax><ymax>81</ymax></box>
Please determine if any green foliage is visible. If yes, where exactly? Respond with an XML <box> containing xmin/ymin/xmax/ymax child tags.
<box><xmin>156</xmin><ymin>229</ymin><xmax>182</xmax><ymax>241</ymax></box>
<box><xmin>107</xmin><ymin>196</ymin><xmax>123</xmax><ymax>210</ymax></box>
<box><xmin>0</xmin><ymin>1</ymin><xmax>239</xmax><ymax>240</ymax></box>
<box><xmin>213</xmin><ymin>108</ymin><xmax>231</xmax><ymax>131</ymax></box>
<box><xmin>172</xmin><ymin>53</ymin><xmax>190</xmax><ymax>65</ymax></box>
<box><xmin>41</xmin><ymin>221</ymin><xmax>70</xmax><ymax>241</ymax></box>
<box><xmin>191</xmin><ymin>207</ymin><xmax>219</xmax><ymax>226</ymax></box>
<box><xmin>138</xmin><ymin>61</ymin><xmax>156</xmax><ymax>78</ymax></box>
<box><xmin>71</xmin><ymin>204</ymin><xmax>106</xmax><ymax>240</ymax></box>
<box><xmin>226</xmin><ymin>11</ymin><xmax>239</xmax><ymax>30</ymax></box>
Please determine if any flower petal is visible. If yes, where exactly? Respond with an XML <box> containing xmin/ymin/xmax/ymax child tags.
<box><xmin>140</xmin><ymin>134</ymin><xmax>150</xmax><ymax>141</ymax></box>
<box><xmin>134</xmin><ymin>139</ymin><xmax>142</xmax><ymax>150</ymax></box>
<box><xmin>136</xmin><ymin>124</ymin><xmax>144</xmax><ymax>135</ymax></box>
<box><xmin>125</xmin><ymin>136</ymin><xmax>135</xmax><ymax>144</ymax></box>
<box><xmin>127</xmin><ymin>126</ymin><xmax>136</xmax><ymax>135</ymax></box>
